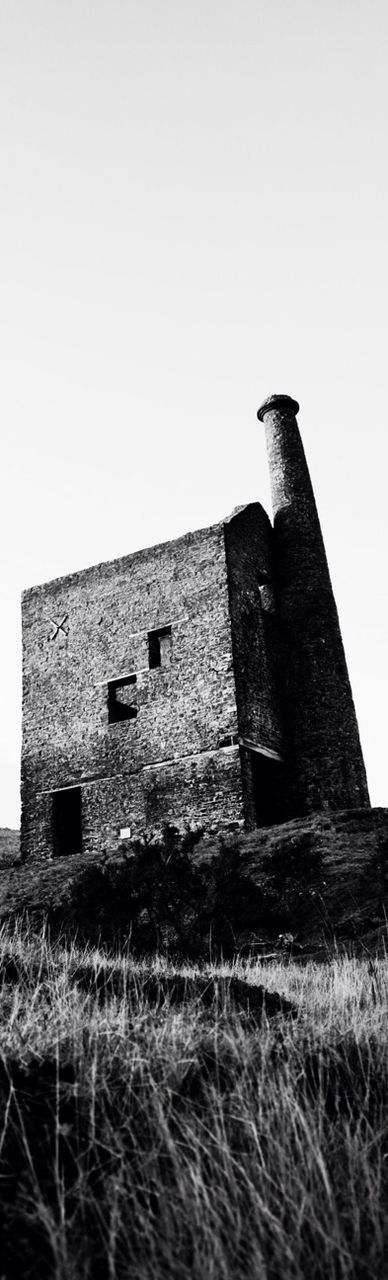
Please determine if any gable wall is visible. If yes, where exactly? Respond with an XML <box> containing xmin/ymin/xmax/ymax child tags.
<box><xmin>21</xmin><ymin>522</ymin><xmax>245</xmax><ymax>857</ymax></box>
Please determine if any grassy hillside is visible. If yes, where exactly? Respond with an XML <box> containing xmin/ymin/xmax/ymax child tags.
<box><xmin>0</xmin><ymin>922</ymin><xmax>387</xmax><ymax>1278</ymax></box>
<box><xmin>0</xmin><ymin>827</ymin><xmax>19</xmax><ymax>865</ymax></box>
<box><xmin>2</xmin><ymin>810</ymin><xmax>388</xmax><ymax>958</ymax></box>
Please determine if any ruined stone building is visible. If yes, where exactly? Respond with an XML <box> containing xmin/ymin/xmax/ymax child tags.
<box><xmin>21</xmin><ymin>395</ymin><xmax>370</xmax><ymax>860</ymax></box>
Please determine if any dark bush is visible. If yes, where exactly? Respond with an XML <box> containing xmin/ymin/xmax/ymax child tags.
<box><xmin>45</xmin><ymin>824</ymin><xmax>325</xmax><ymax>957</ymax></box>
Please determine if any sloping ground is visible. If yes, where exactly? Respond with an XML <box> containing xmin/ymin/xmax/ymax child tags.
<box><xmin>237</xmin><ymin>807</ymin><xmax>388</xmax><ymax>948</ymax></box>
<box><xmin>0</xmin><ymin>827</ymin><xmax>20</xmax><ymax>865</ymax></box>
<box><xmin>0</xmin><ymin>849</ymin><xmax>105</xmax><ymax>918</ymax></box>
<box><xmin>0</xmin><ymin>808</ymin><xmax>387</xmax><ymax>955</ymax></box>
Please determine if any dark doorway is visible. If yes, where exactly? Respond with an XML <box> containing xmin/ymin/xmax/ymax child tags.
<box><xmin>52</xmin><ymin>787</ymin><xmax>82</xmax><ymax>857</ymax></box>
<box><xmin>250</xmin><ymin>750</ymin><xmax>284</xmax><ymax>827</ymax></box>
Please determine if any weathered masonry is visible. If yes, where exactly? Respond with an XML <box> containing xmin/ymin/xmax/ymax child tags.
<box><xmin>21</xmin><ymin>395</ymin><xmax>370</xmax><ymax>860</ymax></box>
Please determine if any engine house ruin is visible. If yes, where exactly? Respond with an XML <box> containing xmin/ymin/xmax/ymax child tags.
<box><xmin>21</xmin><ymin>395</ymin><xmax>369</xmax><ymax>860</ymax></box>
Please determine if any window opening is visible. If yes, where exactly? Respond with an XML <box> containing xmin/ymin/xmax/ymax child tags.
<box><xmin>52</xmin><ymin>787</ymin><xmax>82</xmax><ymax>857</ymax></box>
<box><xmin>108</xmin><ymin>674</ymin><xmax>137</xmax><ymax>723</ymax></box>
<box><xmin>219</xmin><ymin>733</ymin><xmax>239</xmax><ymax>748</ymax></box>
<box><xmin>148</xmin><ymin>625</ymin><xmax>172</xmax><ymax>669</ymax></box>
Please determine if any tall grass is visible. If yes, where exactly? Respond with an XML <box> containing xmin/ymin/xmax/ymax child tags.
<box><xmin>0</xmin><ymin>921</ymin><xmax>387</xmax><ymax>1278</ymax></box>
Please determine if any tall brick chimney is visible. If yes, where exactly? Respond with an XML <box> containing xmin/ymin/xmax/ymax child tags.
<box><xmin>257</xmin><ymin>393</ymin><xmax>370</xmax><ymax>817</ymax></box>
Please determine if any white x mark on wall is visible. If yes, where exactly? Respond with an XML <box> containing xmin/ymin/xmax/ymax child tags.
<box><xmin>47</xmin><ymin>614</ymin><xmax>69</xmax><ymax>640</ymax></box>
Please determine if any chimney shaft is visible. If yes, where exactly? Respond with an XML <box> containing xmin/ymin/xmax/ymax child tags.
<box><xmin>257</xmin><ymin>394</ymin><xmax>370</xmax><ymax>816</ymax></box>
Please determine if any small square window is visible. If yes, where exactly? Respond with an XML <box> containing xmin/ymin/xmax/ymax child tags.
<box><xmin>219</xmin><ymin>733</ymin><xmax>239</xmax><ymax>749</ymax></box>
<box><xmin>108</xmin><ymin>675</ymin><xmax>137</xmax><ymax>723</ymax></box>
<box><xmin>148</xmin><ymin>625</ymin><xmax>172</xmax><ymax>669</ymax></box>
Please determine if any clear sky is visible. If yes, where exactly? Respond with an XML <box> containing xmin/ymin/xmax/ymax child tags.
<box><xmin>1</xmin><ymin>0</ymin><xmax>387</xmax><ymax>827</ymax></box>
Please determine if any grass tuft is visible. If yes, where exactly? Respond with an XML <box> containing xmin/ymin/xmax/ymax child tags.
<box><xmin>0</xmin><ymin>921</ymin><xmax>387</xmax><ymax>1277</ymax></box>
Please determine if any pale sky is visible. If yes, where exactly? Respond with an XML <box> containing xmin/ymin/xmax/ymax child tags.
<box><xmin>1</xmin><ymin>0</ymin><xmax>387</xmax><ymax>828</ymax></box>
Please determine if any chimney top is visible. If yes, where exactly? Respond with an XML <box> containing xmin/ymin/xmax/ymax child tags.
<box><xmin>257</xmin><ymin>394</ymin><xmax>300</xmax><ymax>422</ymax></box>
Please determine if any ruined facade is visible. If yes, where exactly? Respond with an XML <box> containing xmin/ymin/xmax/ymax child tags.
<box><xmin>21</xmin><ymin>395</ymin><xmax>370</xmax><ymax>860</ymax></box>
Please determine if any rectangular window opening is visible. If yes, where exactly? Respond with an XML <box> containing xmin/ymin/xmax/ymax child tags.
<box><xmin>52</xmin><ymin>787</ymin><xmax>82</xmax><ymax>857</ymax></box>
<box><xmin>219</xmin><ymin>733</ymin><xmax>239</xmax><ymax>749</ymax></box>
<box><xmin>108</xmin><ymin>674</ymin><xmax>137</xmax><ymax>724</ymax></box>
<box><xmin>148</xmin><ymin>625</ymin><xmax>172</xmax><ymax>670</ymax></box>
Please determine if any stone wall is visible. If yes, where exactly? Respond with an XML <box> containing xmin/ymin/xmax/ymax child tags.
<box><xmin>22</xmin><ymin>517</ymin><xmax>264</xmax><ymax>859</ymax></box>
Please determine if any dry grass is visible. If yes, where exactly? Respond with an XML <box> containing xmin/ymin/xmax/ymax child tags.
<box><xmin>0</xmin><ymin>921</ymin><xmax>387</xmax><ymax>1278</ymax></box>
